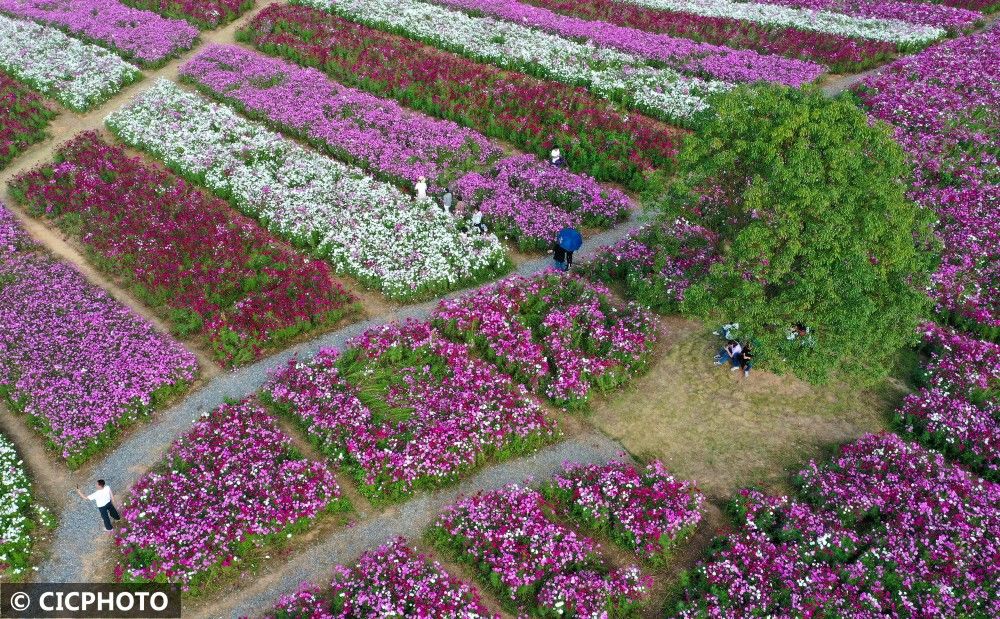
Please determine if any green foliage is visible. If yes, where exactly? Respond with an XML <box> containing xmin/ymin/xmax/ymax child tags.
<box><xmin>664</xmin><ymin>86</ymin><xmax>935</xmax><ymax>385</ymax></box>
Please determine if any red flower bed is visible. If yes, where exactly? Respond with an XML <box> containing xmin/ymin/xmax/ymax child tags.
<box><xmin>238</xmin><ymin>3</ymin><xmax>682</xmax><ymax>190</ymax></box>
<box><xmin>9</xmin><ymin>132</ymin><xmax>358</xmax><ymax>366</ymax></box>
<box><xmin>0</xmin><ymin>72</ymin><xmax>54</xmax><ymax>170</ymax></box>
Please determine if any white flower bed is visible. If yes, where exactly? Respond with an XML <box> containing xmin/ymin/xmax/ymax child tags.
<box><xmin>619</xmin><ymin>0</ymin><xmax>943</xmax><ymax>45</ymax></box>
<box><xmin>105</xmin><ymin>80</ymin><xmax>508</xmax><ymax>300</ymax></box>
<box><xmin>0</xmin><ymin>13</ymin><xmax>141</xmax><ymax>111</ymax></box>
<box><xmin>0</xmin><ymin>434</ymin><xmax>36</xmax><ymax>578</ymax></box>
<box><xmin>294</xmin><ymin>0</ymin><xmax>729</xmax><ymax>121</ymax></box>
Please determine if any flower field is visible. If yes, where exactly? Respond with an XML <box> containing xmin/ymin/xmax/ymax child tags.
<box><xmin>679</xmin><ymin>433</ymin><xmax>1000</xmax><ymax>617</ymax></box>
<box><xmin>543</xmin><ymin>459</ymin><xmax>704</xmax><ymax>564</ymax></box>
<box><xmin>430</xmin><ymin>484</ymin><xmax>651</xmax><ymax>615</ymax></box>
<box><xmin>0</xmin><ymin>13</ymin><xmax>140</xmax><ymax>111</ymax></box>
<box><xmin>433</xmin><ymin>272</ymin><xmax>657</xmax><ymax>409</ymax></box>
<box><xmin>114</xmin><ymin>399</ymin><xmax>347</xmax><ymax>588</ymax></box>
<box><xmin>264</xmin><ymin>319</ymin><xmax>557</xmax><ymax>502</ymax></box>
<box><xmin>106</xmin><ymin>79</ymin><xmax>509</xmax><ymax>301</ymax></box>
<box><xmin>0</xmin><ymin>205</ymin><xmax>197</xmax><ymax>467</ymax></box>
<box><xmin>0</xmin><ymin>433</ymin><xmax>41</xmax><ymax>579</ymax></box>
<box><xmin>117</xmin><ymin>0</ymin><xmax>252</xmax><ymax>28</ymax></box>
<box><xmin>178</xmin><ymin>44</ymin><xmax>631</xmax><ymax>250</ymax></box>
<box><xmin>0</xmin><ymin>72</ymin><xmax>54</xmax><ymax>170</ymax></box>
<box><xmin>0</xmin><ymin>0</ymin><xmax>198</xmax><ymax>67</ymax></box>
<box><xmin>9</xmin><ymin>132</ymin><xmax>359</xmax><ymax>367</ymax></box>
<box><xmin>238</xmin><ymin>3</ymin><xmax>682</xmax><ymax>190</ymax></box>
<box><xmin>268</xmin><ymin>538</ymin><xmax>497</xmax><ymax>617</ymax></box>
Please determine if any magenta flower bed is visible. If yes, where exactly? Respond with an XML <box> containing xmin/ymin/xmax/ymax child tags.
<box><xmin>264</xmin><ymin>320</ymin><xmax>557</xmax><ymax>502</ymax></box>
<box><xmin>753</xmin><ymin>0</ymin><xmax>983</xmax><ymax>29</ymax></box>
<box><xmin>0</xmin><ymin>0</ymin><xmax>198</xmax><ymax>66</ymax></box>
<box><xmin>0</xmin><ymin>204</ymin><xmax>197</xmax><ymax>467</ymax></box>
<box><xmin>425</xmin><ymin>0</ymin><xmax>824</xmax><ymax>85</ymax></box>
<box><xmin>431</xmin><ymin>484</ymin><xmax>651</xmax><ymax>615</ymax></box>
<box><xmin>115</xmin><ymin>399</ymin><xmax>345</xmax><ymax>588</ymax></box>
<box><xmin>856</xmin><ymin>26</ymin><xmax>1000</xmax><ymax>333</ymax></box>
<box><xmin>268</xmin><ymin>538</ymin><xmax>497</xmax><ymax>618</ymax></box>
<box><xmin>119</xmin><ymin>0</ymin><xmax>251</xmax><ymax>28</ymax></box>
<box><xmin>10</xmin><ymin>132</ymin><xmax>358</xmax><ymax>367</ymax></box>
<box><xmin>543</xmin><ymin>459</ymin><xmax>704</xmax><ymax>563</ymax></box>
<box><xmin>585</xmin><ymin>219</ymin><xmax>719</xmax><ymax>313</ymax></box>
<box><xmin>522</xmin><ymin>0</ymin><xmax>899</xmax><ymax>73</ymax></box>
<box><xmin>0</xmin><ymin>72</ymin><xmax>55</xmax><ymax>171</ymax></box>
<box><xmin>920</xmin><ymin>323</ymin><xmax>1000</xmax><ymax>397</ymax></box>
<box><xmin>680</xmin><ymin>433</ymin><xmax>1000</xmax><ymax>616</ymax></box>
<box><xmin>433</xmin><ymin>272</ymin><xmax>657</xmax><ymax>409</ymax></box>
<box><xmin>179</xmin><ymin>45</ymin><xmax>630</xmax><ymax>250</ymax></box>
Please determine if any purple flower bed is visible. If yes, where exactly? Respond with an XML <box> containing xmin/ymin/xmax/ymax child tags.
<box><xmin>680</xmin><ymin>433</ymin><xmax>1000</xmax><ymax>616</ymax></box>
<box><xmin>179</xmin><ymin>44</ymin><xmax>631</xmax><ymax>250</ymax></box>
<box><xmin>543</xmin><ymin>459</ymin><xmax>704</xmax><ymax>563</ymax></box>
<box><xmin>264</xmin><ymin>319</ymin><xmax>557</xmax><ymax>503</ymax></box>
<box><xmin>920</xmin><ymin>322</ymin><xmax>1000</xmax><ymax>397</ymax></box>
<box><xmin>0</xmin><ymin>204</ymin><xmax>197</xmax><ymax>467</ymax></box>
<box><xmin>754</xmin><ymin>0</ymin><xmax>983</xmax><ymax>29</ymax></box>
<box><xmin>426</xmin><ymin>0</ymin><xmax>824</xmax><ymax>85</ymax></box>
<box><xmin>118</xmin><ymin>0</ymin><xmax>251</xmax><ymax>28</ymax></box>
<box><xmin>430</xmin><ymin>484</ymin><xmax>651</xmax><ymax>615</ymax></box>
<box><xmin>115</xmin><ymin>399</ymin><xmax>346</xmax><ymax>588</ymax></box>
<box><xmin>268</xmin><ymin>538</ymin><xmax>498</xmax><ymax>618</ymax></box>
<box><xmin>584</xmin><ymin>219</ymin><xmax>719</xmax><ymax>313</ymax></box>
<box><xmin>856</xmin><ymin>26</ymin><xmax>1000</xmax><ymax>334</ymax></box>
<box><xmin>433</xmin><ymin>272</ymin><xmax>658</xmax><ymax>409</ymax></box>
<box><xmin>0</xmin><ymin>0</ymin><xmax>197</xmax><ymax>67</ymax></box>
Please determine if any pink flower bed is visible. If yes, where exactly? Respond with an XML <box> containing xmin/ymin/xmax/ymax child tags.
<box><xmin>0</xmin><ymin>204</ymin><xmax>197</xmax><ymax>467</ymax></box>
<box><xmin>115</xmin><ymin>400</ymin><xmax>345</xmax><ymax>588</ymax></box>
<box><xmin>433</xmin><ymin>272</ymin><xmax>657</xmax><ymax>409</ymax></box>
<box><xmin>179</xmin><ymin>44</ymin><xmax>630</xmax><ymax>250</ymax></box>
<box><xmin>264</xmin><ymin>320</ymin><xmax>557</xmax><ymax>502</ymax></box>
<box><xmin>585</xmin><ymin>219</ymin><xmax>719</xmax><ymax>313</ymax></box>
<box><xmin>754</xmin><ymin>0</ymin><xmax>983</xmax><ymax>29</ymax></box>
<box><xmin>268</xmin><ymin>538</ymin><xmax>497</xmax><ymax>618</ymax></box>
<box><xmin>544</xmin><ymin>459</ymin><xmax>703</xmax><ymax>563</ymax></box>
<box><xmin>119</xmin><ymin>0</ymin><xmax>251</xmax><ymax>28</ymax></box>
<box><xmin>10</xmin><ymin>132</ymin><xmax>358</xmax><ymax>367</ymax></box>
<box><xmin>0</xmin><ymin>0</ymin><xmax>197</xmax><ymax>66</ymax></box>
<box><xmin>431</xmin><ymin>484</ymin><xmax>650</xmax><ymax>615</ymax></box>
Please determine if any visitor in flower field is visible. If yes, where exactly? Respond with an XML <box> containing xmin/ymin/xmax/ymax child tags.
<box><xmin>469</xmin><ymin>204</ymin><xmax>487</xmax><ymax>234</ymax></box>
<box><xmin>415</xmin><ymin>176</ymin><xmax>428</xmax><ymax>200</ymax></box>
<box><xmin>715</xmin><ymin>340</ymin><xmax>742</xmax><ymax>367</ymax></box>
<box><xmin>76</xmin><ymin>479</ymin><xmax>121</xmax><ymax>533</ymax></box>
<box><xmin>441</xmin><ymin>187</ymin><xmax>454</xmax><ymax>215</ymax></box>
<box><xmin>551</xmin><ymin>241</ymin><xmax>573</xmax><ymax>271</ymax></box>
<box><xmin>549</xmin><ymin>147</ymin><xmax>567</xmax><ymax>169</ymax></box>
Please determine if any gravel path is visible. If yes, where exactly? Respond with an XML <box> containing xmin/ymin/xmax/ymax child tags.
<box><xmin>38</xmin><ymin>207</ymin><xmax>646</xmax><ymax>584</ymax></box>
<box><xmin>196</xmin><ymin>432</ymin><xmax>624</xmax><ymax>619</ymax></box>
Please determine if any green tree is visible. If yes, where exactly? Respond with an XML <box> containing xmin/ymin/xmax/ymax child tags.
<box><xmin>666</xmin><ymin>86</ymin><xmax>934</xmax><ymax>384</ymax></box>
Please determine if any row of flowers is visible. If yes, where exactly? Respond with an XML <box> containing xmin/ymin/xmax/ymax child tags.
<box><xmin>178</xmin><ymin>44</ymin><xmax>631</xmax><ymax>250</ymax></box>
<box><xmin>420</xmin><ymin>0</ymin><xmax>823</xmax><ymax>85</ymax></box>
<box><xmin>620</xmin><ymin>0</ymin><xmax>944</xmax><ymax>45</ymax></box>
<box><xmin>433</xmin><ymin>271</ymin><xmax>658</xmax><ymax>410</ymax></box>
<box><xmin>114</xmin><ymin>399</ymin><xmax>347</xmax><ymax>588</ymax></box>
<box><xmin>238</xmin><ymin>4</ymin><xmax>682</xmax><ymax>191</ymax></box>
<box><xmin>542</xmin><ymin>458</ymin><xmax>704</xmax><ymax>564</ymax></box>
<box><xmin>0</xmin><ymin>0</ymin><xmax>197</xmax><ymax>67</ymax></box>
<box><xmin>0</xmin><ymin>72</ymin><xmax>55</xmax><ymax>170</ymax></box>
<box><xmin>678</xmin><ymin>433</ymin><xmax>1000</xmax><ymax>616</ymax></box>
<box><xmin>264</xmin><ymin>319</ymin><xmax>558</xmax><ymax>503</ymax></box>
<box><xmin>268</xmin><ymin>538</ymin><xmax>498</xmax><ymax>618</ymax></box>
<box><xmin>521</xmin><ymin>0</ymin><xmax>899</xmax><ymax>72</ymax></box>
<box><xmin>106</xmin><ymin>79</ymin><xmax>510</xmax><ymax>301</ymax></box>
<box><xmin>753</xmin><ymin>0</ymin><xmax>984</xmax><ymax>29</ymax></box>
<box><xmin>584</xmin><ymin>219</ymin><xmax>720</xmax><ymax>314</ymax></box>
<box><xmin>430</xmin><ymin>483</ymin><xmax>651</xmax><ymax>616</ymax></box>
<box><xmin>0</xmin><ymin>433</ymin><xmax>50</xmax><ymax>579</ymax></box>
<box><xmin>117</xmin><ymin>0</ymin><xmax>252</xmax><ymax>28</ymax></box>
<box><xmin>855</xmin><ymin>25</ymin><xmax>999</xmax><ymax>335</ymax></box>
<box><xmin>8</xmin><ymin>131</ymin><xmax>360</xmax><ymax>367</ymax></box>
<box><xmin>0</xmin><ymin>13</ymin><xmax>140</xmax><ymax>111</ymax></box>
<box><xmin>292</xmin><ymin>0</ymin><xmax>729</xmax><ymax>123</ymax></box>
<box><xmin>0</xmin><ymin>204</ymin><xmax>197</xmax><ymax>467</ymax></box>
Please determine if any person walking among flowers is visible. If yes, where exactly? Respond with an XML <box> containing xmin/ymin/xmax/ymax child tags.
<box><xmin>76</xmin><ymin>479</ymin><xmax>121</xmax><ymax>533</ymax></box>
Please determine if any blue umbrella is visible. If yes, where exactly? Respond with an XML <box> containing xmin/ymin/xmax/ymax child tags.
<box><xmin>558</xmin><ymin>227</ymin><xmax>582</xmax><ymax>252</ymax></box>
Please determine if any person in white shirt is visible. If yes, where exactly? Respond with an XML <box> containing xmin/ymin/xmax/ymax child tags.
<box><xmin>76</xmin><ymin>479</ymin><xmax>121</xmax><ymax>532</ymax></box>
<box><xmin>441</xmin><ymin>187</ymin><xmax>453</xmax><ymax>215</ymax></box>
<box><xmin>415</xmin><ymin>176</ymin><xmax>428</xmax><ymax>201</ymax></box>
<box><xmin>469</xmin><ymin>204</ymin><xmax>486</xmax><ymax>234</ymax></box>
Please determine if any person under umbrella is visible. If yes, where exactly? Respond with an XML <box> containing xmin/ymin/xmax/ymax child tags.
<box><xmin>552</xmin><ymin>227</ymin><xmax>582</xmax><ymax>271</ymax></box>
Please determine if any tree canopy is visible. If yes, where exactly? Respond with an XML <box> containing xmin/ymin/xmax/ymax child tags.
<box><xmin>666</xmin><ymin>86</ymin><xmax>935</xmax><ymax>384</ymax></box>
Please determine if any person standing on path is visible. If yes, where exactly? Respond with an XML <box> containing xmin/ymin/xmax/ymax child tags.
<box><xmin>76</xmin><ymin>479</ymin><xmax>121</xmax><ymax>533</ymax></box>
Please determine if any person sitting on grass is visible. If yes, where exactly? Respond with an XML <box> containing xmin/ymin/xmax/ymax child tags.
<box><xmin>740</xmin><ymin>345</ymin><xmax>754</xmax><ymax>378</ymax></box>
<box><xmin>715</xmin><ymin>340</ymin><xmax>742</xmax><ymax>367</ymax></box>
